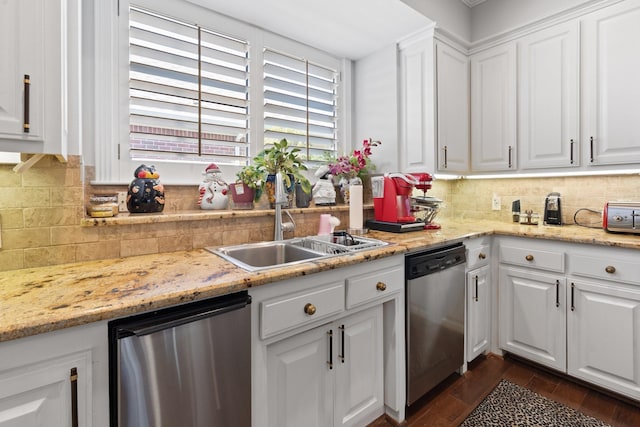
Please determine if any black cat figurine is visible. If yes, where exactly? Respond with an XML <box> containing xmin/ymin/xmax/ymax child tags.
<box><xmin>126</xmin><ymin>164</ymin><xmax>165</xmax><ymax>213</ymax></box>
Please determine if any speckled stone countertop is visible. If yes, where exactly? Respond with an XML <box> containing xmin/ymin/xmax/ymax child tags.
<box><xmin>2</xmin><ymin>219</ymin><xmax>639</xmax><ymax>343</ymax></box>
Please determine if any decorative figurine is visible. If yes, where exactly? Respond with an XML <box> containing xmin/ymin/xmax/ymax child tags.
<box><xmin>198</xmin><ymin>163</ymin><xmax>229</xmax><ymax>210</ymax></box>
<box><xmin>312</xmin><ymin>164</ymin><xmax>336</xmax><ymax>206</ymax></box>
<box><xmin>127</xmin><ymin>164</ymin><xmax>165</xmax><ymax>213</ymax></box>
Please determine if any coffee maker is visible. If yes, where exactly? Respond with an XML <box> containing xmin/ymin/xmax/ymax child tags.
<box><xmin>367</xmin><ymin>173</ymin><xmax>426</xmax><ymax>232</ymax></box>
<box><xmin>544</xmin><ymin>192</ymin><xmax>562</xmax><ymax>225</ymax></box>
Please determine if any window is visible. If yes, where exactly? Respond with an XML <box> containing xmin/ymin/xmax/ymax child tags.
<box><xmin>263</xmin><ymin>49</ymin><xmax>338</xmax><ymax>164</ymax></box>
<box><xmin>128</xmin><ymin>6</ymin><xmax>250</xmax><ymax>166</ymax></box>
<box><xmin>91</xmin><ymin>0</ymin><xmax>347</xmax><ymax>184</ymax></box>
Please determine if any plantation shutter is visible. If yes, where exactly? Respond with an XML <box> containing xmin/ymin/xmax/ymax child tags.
<box><xmin>263</xmin><ymin>49</ymin><xmax>338</xmax><ymax>163</ymax></box>
<box><xmin>128</xmin><ymin>6</ymin><xmax>250</xmax><ymax>165</ymax></box>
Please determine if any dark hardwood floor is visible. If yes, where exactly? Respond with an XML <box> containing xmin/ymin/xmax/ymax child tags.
<box><xmin>369</xmin><ymin>354</ymin><xmax>640</xmax><ymax>427</ymax></box>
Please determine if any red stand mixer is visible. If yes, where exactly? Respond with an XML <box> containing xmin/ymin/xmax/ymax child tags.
<box><xmin>368</xmin><ymin>173</ymin><xmax>441</xmax><ymax>232</ymax></box>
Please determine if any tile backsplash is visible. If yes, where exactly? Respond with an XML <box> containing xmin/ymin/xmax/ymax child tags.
<box><xmin>1</xmin><ymin>155</ymin><xmax>638</xmax><ymax>271</ymax></box>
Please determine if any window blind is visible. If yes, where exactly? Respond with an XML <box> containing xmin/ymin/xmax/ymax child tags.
<box><xmin>263</xmin><ymin>49</ymin><xmax>338</xmax><ymax>163</ymax></box>
<box><xmin>129</xmin><ymin>6</ymin><xmax>250</xmax><ymax>165</ymax></box>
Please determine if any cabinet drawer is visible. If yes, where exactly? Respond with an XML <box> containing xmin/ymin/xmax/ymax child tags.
<box><xmin>467</xmin><ymin>244</ymin><xmax>491</xmax><ymax>270</ymax></box>
<box><xmin>346</xmin><ymin>266</ymin><xmax>403</xmax><ymax>309</ymax></box>
<box><xmin>261</xmin><ymin>282</ymin><xmax>345</xmax><ymax>339</ymax></box>
<box><xmin>571</xmin><ymin>254</ymin><xmax>640</xmax><ymax>285</ymax></box>
<box><xmin>500</xmin><ymin>244</ymin><xmax>564</xmax><ymax>272</ymax></box>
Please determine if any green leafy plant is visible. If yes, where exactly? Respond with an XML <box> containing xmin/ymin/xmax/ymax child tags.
<box><xmin>254</xmin><ymin>138</ymin><xmax>311</xmax><ymax>194</ymax></box>
<box><xmin>235</xmin><ymin>164</ymin><xmax>263</xmax><ymax>202</ymax></box>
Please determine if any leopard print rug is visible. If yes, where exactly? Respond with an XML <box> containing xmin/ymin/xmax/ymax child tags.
<box><xmin>460</xmin><ymin>379</ymin><xmax>611</xmax><ymax>426</ymax></box>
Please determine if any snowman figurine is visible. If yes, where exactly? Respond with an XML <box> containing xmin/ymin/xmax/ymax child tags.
<box><xmin>198</xmin><ymin>163</ymin><xmax>229</xmax><ymax>210</ymax></box>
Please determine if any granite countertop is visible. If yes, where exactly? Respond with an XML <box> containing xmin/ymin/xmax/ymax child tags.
<box><xmin>2</xmin><ymin>219</ymin><xmax>639</xmax><ymax>343</ymax></box>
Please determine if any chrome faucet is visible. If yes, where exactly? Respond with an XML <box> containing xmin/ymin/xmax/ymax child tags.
<box><xmin>274</xmin><ymin>172</ymin><xmax>295</xmax><ymax>240</ymax></box>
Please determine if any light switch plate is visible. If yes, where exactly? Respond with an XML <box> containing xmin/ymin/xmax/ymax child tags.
<box><xmin>117</xmin><ymin>192</ymin><xmax>128</xmax><ymax>212</ymax></box>
<box><xmin>492</xmin><ymin>194</ymin><xmax>501</xmax><ymax>211</ymax></box>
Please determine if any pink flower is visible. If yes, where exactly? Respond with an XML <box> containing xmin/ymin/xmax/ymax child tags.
<box><xmin>328</xmin><ymin>138</ymin><xmax>381</xmax><ymax>179</ymax></box>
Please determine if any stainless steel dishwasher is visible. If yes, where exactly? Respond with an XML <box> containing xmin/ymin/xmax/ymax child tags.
<box><xmin>108</xmin><ymin>291</ymin><xmax>251</xmax><ymax>427</ymax></box>
<box><xmin>406</xmin><ymin>243</ymin><xmax>466</xmax><ymax>406</ymax></box>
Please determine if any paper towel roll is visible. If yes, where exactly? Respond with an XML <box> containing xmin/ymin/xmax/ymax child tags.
<box><xmin>349</xmin><ymin>183</ymin><xmax>363</xmax><ymax>230</ymax></box>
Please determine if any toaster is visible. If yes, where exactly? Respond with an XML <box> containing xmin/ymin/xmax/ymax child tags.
<box><xmin>603</xmin><ymin>202</ymin><xmax>640</xmax><ymax>233</ymax></box>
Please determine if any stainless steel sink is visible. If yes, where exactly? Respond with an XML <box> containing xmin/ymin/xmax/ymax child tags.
<box><xmin>208</xmin><ymin>235</ymin><xmax>389</xmax><ymax>272</ymax></box>
<box><xmin>210</xmin><ymin>239</ymin><xmax>328</xmax><ymax>271</ymax></box>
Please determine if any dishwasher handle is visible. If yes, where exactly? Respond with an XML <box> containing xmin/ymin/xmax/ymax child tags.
<box><xmin>115</xmin><ymin>292</ymin><xmax>251</xmax><ymax>338</ymax></box>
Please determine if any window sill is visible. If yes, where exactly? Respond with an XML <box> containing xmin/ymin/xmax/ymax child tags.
<box><xmin>81</xmin><ymin>204</ymin><xmax>372</xmax><ymax>227</ymax></box>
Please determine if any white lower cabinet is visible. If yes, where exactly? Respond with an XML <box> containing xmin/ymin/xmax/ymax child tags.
<box><xmin>568</xmin><ymin>280</ymin><xmax>640</xmax><ymax>400</ymax></box>
<box><xmin>498</xmin><ymin>236</ymin><xmax>640</xmax><ymax>401</ymax></box>
<box><xmin>0</xmin><ymin>354</ymin><xmax>88</xmax><ymax>427</ymax></box>
<box><xmin>499</xmin><ymin>266</ymin><xmax>566</xmax><ymax>371</ymax></box>
<box><xmin>251</xmin><ymin>255</ymin><xmax>405</xmax><ymax>427</ymax></box>
<box><xmin>466</xmin><ymin>265</ymin><xmax>491</xmax><ymax>362</ymax></box>
<box><xmin>267</xmin><ymin>306</ymin><xmax>383</xmax><ymax>427</ymax></box>
<box><xmin>0</xmin><ymin>321</ymin><xmax>109</xmax><ymax>427</ymax></box>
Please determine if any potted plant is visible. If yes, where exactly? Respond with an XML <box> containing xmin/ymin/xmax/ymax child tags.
<box><xmin>229</xmin><ymin>164</ymin><xmax>264</xmax><ymax>209</ymax></box>
<box><xmin>254</xmin><ymin>138</ymin><xmax>312</xmax><ymax>208</ymax></box>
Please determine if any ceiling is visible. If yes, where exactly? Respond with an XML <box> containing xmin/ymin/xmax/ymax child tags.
<box><xmin>461</xmin><ymin>0</ymin><xmax>487</xmax><ymax>7</ymax></box>
<box><xmin>185</xmin><ymin>0</ymin><xmax>433</xmax><ymax>60</ymax></box>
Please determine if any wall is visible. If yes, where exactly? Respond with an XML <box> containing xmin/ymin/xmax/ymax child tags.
<box><xmin>402</xmin><ymin>0</ymin><xmax>471</xmax><ymax>42</ymax></box>
<box><xmin>470</xmin><ymin>0</ymin><xmax>596</xmax><ymax>42</ymax></box>
<box><xmin>0</xmin><ymin>156</ymin><xmax>351</xmax><ymax>272</ymax></box>
<box><xmin>2</xmin><ymin>155</ymin><xmax>639</xmax><ymax>272</ymax></box>
<box><xmin>437</xmin><ymin>174</ymin><xmax>640</xmax><ymax>226</ymax></box>
<box><xmin>353</xmin><ymin>44</ymin><xmax>400</xmax><ymax>172</ymax></box>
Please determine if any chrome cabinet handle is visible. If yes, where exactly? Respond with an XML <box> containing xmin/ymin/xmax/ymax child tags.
<box><xmin>605</xmin><ymin>265</ymin><xmax>616</xmax><ymax>274</ymax></box>
<box><xmin>474</xmin><ymin>275</ymin><xmax>479</xmax><ymax>302</ymax></box>
<box><xmin>590</xmin><ymin>136</ymin><xmax>594</xmax><ymax>163</ymax></box>
<box><xmin>327</xmin><ymin>330</ymin><xmax>333</xmax><ymax>370</ymax></box>
<box><xmin>525</xmin><ymin>254</ymin><xmax>534</xmax><ymax>262</ymax></box>
<box><xmin>376</xmin><ymin>281</ymin><xmax>387</xmax><ymax>291</ymax></box>
<box><xmin>304</xmin><ymin>303</ymin><xmax>316</xmax><ymax>315</ymax></box>
<box><xmin>23</xmin><ymin>74</ymin><xmax>30</xmax><ymax>133</ymax></box>
<box><xmin>571</xmin><ymin>283</ymin><xmax>575</xmax><ymax>312</ymax></box>
<box><xmin>70</xmin><ymin>367</ymin><xmax>78</xmax><ymax>427</ymax></box>
<box><xmin>555</xmin><ymin>280</ymin><xmax>560</xmax><ymax>308</ymax></box>
<box><xmin>508</xmin><ymin>145</ymin><xmax>513</xmax><ymax>168</ymax></box>
<box><xmin>570</xmin><ymin>139</ymin><xmax>574</xmax><ymax>165</ymax></box>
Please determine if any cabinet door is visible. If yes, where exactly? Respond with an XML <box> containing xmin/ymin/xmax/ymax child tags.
<box><xmin>568</xmin><ymin>280</ymin><xmax>640</xmax><ymax>400</ymax></box>
<box><xmin>467</xmin><ymin>265</ymin><xmax>491</xmax><ymax>362</ymax></box>
<box><xmin>436</xmin><ymin>42</ymin><xmax>469</xmax><ymax>172</ymax></box>
<box><xmin>582</xmin><ymin>0</ymin><xmax>640</xmax><ymax>165</ymax></box>
<box><xmin>0</xmin><ymin>0</ymin><xmax>45</xmax><ymax>140</ymax></box>
<box><xmin>267</xmin><ymin>325</ymin><xmax>334</xmax><ymax>427</ymax></box>
<box><xmin>471</xmin><ymin>43</ymin><xmax>517</xmax><ymax>171</ymax></box>
<box><xmin>518</xmin><ymin>21</ymin><xmax>580</xmax><ymax>169</ymax></box>
<box><xmin>334</xmin><ymin>306</ymin><xmax>384</xmax><ymax>427</ymax></box>
<box><xmin>499</xmin><ymin>267</ymin><xmax>566</xmax><ymax>371</ymax></box>
<box><xmin>398</xmin><ymin>30</ymin><xmax>436</xmax><ymax>173</ymax></box>
<box><xmin>0</xmin><ymin>354</ymin><xmax>89</xmax><ymax>427</ymax></box>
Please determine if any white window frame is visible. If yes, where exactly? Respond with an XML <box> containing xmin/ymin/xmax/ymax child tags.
<box><xmin>90</xmin><ymin>0</ymin><xmax>348</xmax><ymax>185</ymax></box>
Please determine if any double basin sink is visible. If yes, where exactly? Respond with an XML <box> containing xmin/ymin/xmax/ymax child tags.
<box><xmin>208</xmin><ymin>235</ymin><xmax>389</xmax><ymax>272</ymax></box>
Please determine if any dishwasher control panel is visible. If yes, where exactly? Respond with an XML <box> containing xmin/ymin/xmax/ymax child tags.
<box><xmin>406</xmin><ymin>243</ymin><xmax>466</xmax><ymax>280</ymax></box>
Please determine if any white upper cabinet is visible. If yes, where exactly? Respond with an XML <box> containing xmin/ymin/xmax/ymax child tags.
<box><xmin>470</xmin><ymin>43</ymin><xmax>517</xmax><ymax>171</ymax></box>
<box><xmin>0</xmin><ymin>0</ymin><xmax>79</xmax><ymax>157</ymax></box>
<box><xmin>582</xmin><ymin>0</ymin><xmax>640</xmax><ymax>166</ymax></box>
<box><xmin>398</xmin><ymin>28</ymin><xmax>436</xmax><ymax>174</ymax></box>
<box><xmin>518</xmin><ymin>21</ymin><xmax>580</xmax><ymax>169</ymax></box>
<box><xmin>436</xmin><ymin>41</ymin><xmax>469</xmax><ymax>173</ymax></box>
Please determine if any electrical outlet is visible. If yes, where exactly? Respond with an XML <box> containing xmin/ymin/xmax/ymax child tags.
<box><xmin>117</xmin><ymin>192</ymin><xmax>128</xmax><ymax>212</ymax></box>
<box><xmin>492</xmin><ymin>194</ymin><xmax>501</xmax><ymax>211</ymax></box>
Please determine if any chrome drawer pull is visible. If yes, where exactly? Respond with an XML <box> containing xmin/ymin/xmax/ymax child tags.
<box><xmin>304</xmin><ymin>303</ymin><xmax>316</xmax><ymax>315</ymax></box>
<box><xmin>605</xmin><ymin>265</ymin><xmax>616</xmax><ymax>274</ymax></box>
